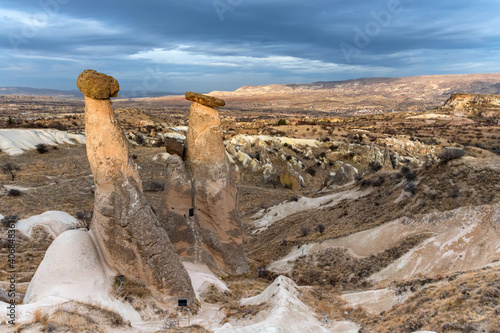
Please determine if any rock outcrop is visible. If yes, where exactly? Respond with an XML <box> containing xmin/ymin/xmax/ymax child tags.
<box><xmin>160</xmin><ymin>92</ymin><xmax>248</xmax><ymax>275</ymax></box>
<box><xmin>77</xmin><ymin>70</ymin><xmax>195</xmax><ymax>304</ymax></box>
<box><xmin>326</xmin><ymin>163</ymin><xmax>358</xmax><ymax>187</ymax></box>
<box><xmin>443</xmin><ymin>93</ymin><xmax>500</xmax><ymax>108</ymax></box>
<box><xmin>164</xmin><ymin>137</ymin><xmax>185</xmax><ymax>157</ymax></box>
<box><xmin>440</xmin><ymin>93</ymin><xmax>500</xmax><ymax>117</ymax></box>
<box><xmin>280</xmin><ymin>165</ymin><xmax>303</xmax><ymax>191</ymax></box>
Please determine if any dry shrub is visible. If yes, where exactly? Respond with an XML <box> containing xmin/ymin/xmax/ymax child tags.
<box><xmin>113</xmin><ymin>276</ymin><xmax>152</xmax><ymax>302</ymax></box>
<box><xmin>33</xmin><ymin>309</ymin><xmax>48</xmax><ymax>328</ymax></box>
<box><xmin>201</xmin><ymin>284</ymin><xmax>232</xmax><ymax>304</ymax></box>
<box><xmin>301</xmin><ymin>286</ymin><xmax>368</xmax><ymax>324</ymax></box>
<box><xmin>222</xmin><ymin>302</ymin><xmax>268</xmax><ymax>324</ymax></box>
<box><xmin>439</xmin><ymin>147</ymin><xmax>465</xmax><ymax>162</ymax></box>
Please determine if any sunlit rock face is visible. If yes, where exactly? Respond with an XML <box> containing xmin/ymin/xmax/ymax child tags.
<box><xmin>161</xmin><ymin>93</ymin><xmax>249</xmax><ymax>276</ymax></box>
<box><xmin>77</xmin><ymin>69</ymin><xmax>195</xmax><ymax>304</ymax></box>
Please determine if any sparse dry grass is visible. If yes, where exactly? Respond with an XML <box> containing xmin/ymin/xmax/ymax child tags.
<box><xmin>1</xmin><ymin>105</ymin><xmax>499</xmax><ymax>333</ymax></box>
<box><xmin>363</xmin><ymin>267</ymin><xmax>500</xmax><ymax>332</ymax></box>
<box><xmin>221</xmin><ymin>302</ymin><xmax>269</xmax><ymax>325</ymax></box>
<box><xmin>300</xmin><ymin>285</ymin><xmax>370</xmax><ymax>326</ymax></box>
<box><xmin>0</xmin><ymin>144</ymin><xmax>94</xmax><ymax>218</ymax></box>
<box><xmin>14</xmin><ymin>302</ymin><xmax>128</xmax><ymax>332</ymax></box>
<box><xmin>158</xmin><ymin>325</ymin><xmax>212</xmax><ymax>333</ymax></box>
<box><xmin>291</xmin><ymin>234</ymin><xmax>429</xmax><ymax>290</ymax></box>
<box><xmin>199</xmin><ymin>277</ymin><xmax>271</xmax><ymax>326</ymax></box>
<box><xmin>113</xmin><ymin>276</ymin><xmax>153</xmax><ymax>300</ymax></box>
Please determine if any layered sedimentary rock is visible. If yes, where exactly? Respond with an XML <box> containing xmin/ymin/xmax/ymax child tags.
<box><xmin>440</xmin><ymin>93</ymin><xmax>500</xmax><ymax>117</ymax></box>
<box><xmin>77</xmin><ymin>70</ymin><xmax>194</xmax><ymax>303</ymax></box>
<box><xmin>161</xmin><ymin>92</ymin><xmax>248</xmax><ymax>275</ymax></box>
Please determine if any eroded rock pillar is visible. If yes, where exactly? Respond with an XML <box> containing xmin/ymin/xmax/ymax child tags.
<box><xmin>161</xmin><ymin>92</ymin><xmax>248</xmax><ymax>275</ymax></box>
<box><xmin>77</xmin><ymin>69</ymin><xmax>194</xmax><ymax>304</ymax></box>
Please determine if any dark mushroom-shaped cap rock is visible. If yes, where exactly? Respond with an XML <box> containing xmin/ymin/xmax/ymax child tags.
<box><xmin>185</xmin><ymin>91</ymin><xmax>225</xmax><ymax>108</ymax></box>
<box><xmin>76</xmin><ymin>69</ymin><xmax>120</xmax><ymax>99</ymax></box>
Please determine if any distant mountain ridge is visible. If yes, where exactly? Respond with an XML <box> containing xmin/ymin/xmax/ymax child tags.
<box><xmin>204</xmin><ymin>73</ymin><xmax>500</xmax><ymax>113</ymax></box>
<box><xmin>0</xmin><ymin>87</ymin><xmax>81</xmax><ymax>98</ymax></box>
<box><xmin>4</xmin><ymin>73</ymin><xmax>500</xmax><ymax>114</ymax></box>
<box><xmin>210</xmin><ymin>73</ymin><xmax>500</xmax><ymax>96</ymax></box>
<box><xmin>0</xmin><ymin>87</ymin><xmax>180</xmax><ymax>99</ymax></box>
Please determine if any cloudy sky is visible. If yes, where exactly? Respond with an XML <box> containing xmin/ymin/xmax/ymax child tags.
<box><xmin>1</xmin><ymin>0</ymin><xmax>499</xmax><ymax>94</ymax></box>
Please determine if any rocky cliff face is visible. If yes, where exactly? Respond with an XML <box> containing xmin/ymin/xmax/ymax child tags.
<box><xmin>160</xmin><ymin>93</ymin><xmax>248</xmax><ymax>275</ymax></box>
<box><xmin>77</xmin><ymin>70</ymin><xmax>195</xmax><ymax>304</ymax></box>
<box><xmin>443</xmin><ymin>93</ymin><xmax>500</xmax><ymax>107</ymax></box>
<box><xmin>441</xmin><ymin>93</ymin><xmax>500</xmax><ymax>117</ymax></box>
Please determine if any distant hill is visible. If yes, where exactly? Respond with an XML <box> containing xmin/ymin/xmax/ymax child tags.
<box><xmin>5</xmin><ymin>73</ymin><xmax>500</xmax><ymax>115</ymax></box>
<box><xmin>0</xmin><ymin>87</ymin><xmax>180</xmax><ymax>99</ymax></box>
<box><xmin>0</xmin><ymin>87</ymin><xmax>81</xmax><ymax>98</ymax></box>
<box><xmin>210</xmin><ymin>74</ymin><xmax>500</xmax><ymax>97</ymax></box>
<box><xmin>143</xmin><ymin>73</ymin><xmax>500</xmax><ymax>115</ymax></box>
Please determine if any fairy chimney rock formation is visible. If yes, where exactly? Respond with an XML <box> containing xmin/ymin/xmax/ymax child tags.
<box><xmin>77</xmin><ymin>69</ymin><xmax>195</xmax><ymax>305</ymax></box>
<box><xmin>160</xmin><ymin>92</ymin><xmax>249</xmax><ymax>275</ymax></box>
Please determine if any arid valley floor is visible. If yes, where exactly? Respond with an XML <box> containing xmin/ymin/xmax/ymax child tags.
<box><xmin>0</xmin><ymin>73</ymin><xmax>499</xmax><ymax>333</ymax></box>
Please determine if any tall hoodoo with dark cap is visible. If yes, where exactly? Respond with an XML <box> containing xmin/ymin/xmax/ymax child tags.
<box><xmin>160</xmin><ymin>92</ymin><xmax>249</xmax><ymax>275</ymax></box>
<box><xmin>76</xmin><ymin>69</ymin><xmax>195</xmax><ymax>304</ymax></box>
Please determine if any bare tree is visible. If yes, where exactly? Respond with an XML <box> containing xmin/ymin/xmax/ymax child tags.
<box><xmin>2</xmin><ymin>163</ymin><xmax>21</xmax><ymax>181</ymax></box>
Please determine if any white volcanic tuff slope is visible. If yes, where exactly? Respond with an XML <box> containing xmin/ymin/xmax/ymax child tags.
<box><xmin>252</xmin><ymin>187</ymin><xmax>373</xmax><ymax>234</ymax></box>
<box><xmin>269</xmin><ymin>203</ymin><xmax>500</xmax><ymax>280</ymax></box>
<box><xmin>0</xmin><ymin>210</ymin><xmax>230</xmax><ymax>329</ymax></box>
<box><xmin>0</xmin><ymin>229</ymin><xmax>142</xmax><ymax>326</ymax></box>
<box><xmin>371</xmin><ymin>203</ymin><xmax>500</xmax><ymax>282</ymax></box>
<box><xmin>0</xmin><ymin>129</ymin><xmax>85</xmax><ymax>155</ymax></box>
<box><xmin>341</xmin><ymin>289</ymin><xmax>402</xmax><ymax>315</ymax></box>
<box><xmin>215</xmin><ymin>276</ymin><xmax>359</xmax><ymax>333</ymax></box>
<box><xmin>183</xmin><ymin>262</ymin><xmax>229</xmax><ymax>298</ymax></box>
<box><xmin>228</xmin><ymin>134</ymin><xmax>319</xmax><ymax>149</ymax></box>
<box><xmin>14</xmin><ymin>211</ymin><xmax>80</xmax><ymax>239</ymax></box>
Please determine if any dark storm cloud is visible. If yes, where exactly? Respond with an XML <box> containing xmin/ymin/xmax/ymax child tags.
<box><xmin>1</xmin><ymin>0</ymin><xmax>499</xmax><ymax>92</ymax></box>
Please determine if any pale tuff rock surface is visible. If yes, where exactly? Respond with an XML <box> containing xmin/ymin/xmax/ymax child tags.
<box><xmin>5</xmin><ymin>230</ymin><xmax>142</xmax><ymax>326</ymax></box>
<box><xmin>161</xmin><ymin>94</ymin><xmax>248</xmax><ymax>275</ymax></box>
<box><xmin>216</xmin><ymin>276</ymin><xmax>358</xmax><ymax>333</ymax></box>
<box><xmin>0</xmin><ymin>129</ymin><xmax>85</xmax><ymax>155</ymax></box>
<box><xmin>270</xmin><ymin>203</ymin><xmax>500</xmax><ymax>280</ymax></box>
<box><xmin>14</xmin><ymin>211</ymin><xmax>80</xmax><ymax>239</ymax></box>
<box><xmin>24</xmin><ymin>230</ymin><xmax>111</xmax><ymax>304</ymax></box>
<box><xmin>78</xmin><ymin>70</ymin><xmax>195</xmax><ymax>304</ymax></box>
